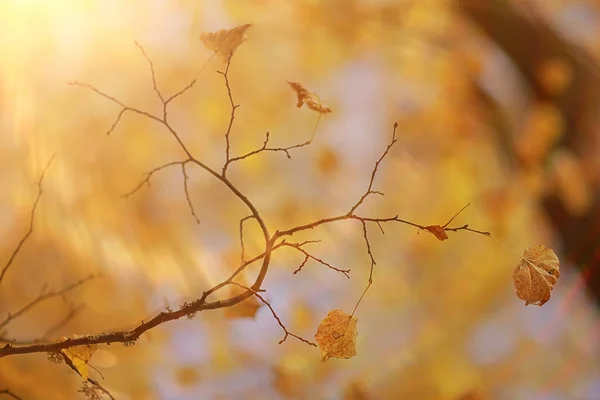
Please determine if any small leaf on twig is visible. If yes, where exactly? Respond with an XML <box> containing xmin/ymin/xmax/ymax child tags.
<box><xmin>60</xmin><ymin>338</ymin><xmax>98</xmax><ymax>380</ymax></box>
<box><xmin>314</xmin><ymin>309</ymin><xmax>357</xmax><ymax>362</ymax></box>
<box><xmin>200</xmin><ymin>24</ymin><xmax>252</xmax><ymax>61</ymax></box>
<box><xmin>288</xmin><ymin>82</ymin><xmax>332</xmax><ymax>114</ymax></box>
<box><xmin>425</xmin><ymin>225</ymin><xmax>448</xmax><ymax>241</ymax></box>
<box><xmin>513</xmin><ymin>245</ymin><xmax>560</xmax><ymax>306</ymax></box>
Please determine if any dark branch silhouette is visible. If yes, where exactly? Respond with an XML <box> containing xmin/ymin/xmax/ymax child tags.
<box><xmin>0</xmin><ymin>155</ymin><xmax>55</xmax><ymax>289</ymax></box>
<box><xmin>0</xmin><ymin>40</ymin><xmax>497</xmax><ymax>400</ymax></box>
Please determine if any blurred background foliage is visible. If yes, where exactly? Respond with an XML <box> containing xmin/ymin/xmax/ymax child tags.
<box><xmin>1</xmin><ymin>0</ymin><xmax>600</xmax><ymax>399</ymax></box>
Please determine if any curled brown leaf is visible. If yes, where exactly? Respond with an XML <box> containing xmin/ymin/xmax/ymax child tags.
<box><xmin>425</xmin><ymin>225</ymin><xmax>448</xmax><ymax>241</ymax></box>
<box><xmin>288</xmin><ymin>81</ymin><xmax>332</xmax><ymax>114</ymax></box>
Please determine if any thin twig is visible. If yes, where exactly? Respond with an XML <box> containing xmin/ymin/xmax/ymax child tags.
<box><xmin>219</xmin><ymin>53</ymin><xmax>240</xmax><ymax>177</ymax></box>
<box><xmin>0</xmin><ymin>275</ymin><xmax>96</xmax><ymax>332</ymax></box>
<box><xmin>42</xmin><ymin>304</ymin><xmax>85</xmax><ymax>340</ymax></box>
<box><xmin>348</xmin><ymin>122</ymin><xmax>398</xmax><ymax>214</ymax></box>
<box><xmin>239</xmin><ymin>215</ymin><xmax>256</xmax><ymax>263</ymax></box>
<box><xmin>224</xmin><ymin>104</ymin><xmax>322</xmax><ymax>169</ymax></box>
<box><xmin>442</xmin><ymin>203</ymin><xmax>470</xmax><ymax>229</ymax></box>
<box><xmin>284</xmin><ymin>242</ymin><xmax>350</xmax><ymax>277</ymax></box>
<box><xmin>87</xmin><ymin>379</ymin><xmax>116</xmax><ymax>400</ymax></box>
<box><xmin>135</xmin><ymin>41</ymin><xmax>203</xmax><ymax>122</ymax></box>
<box><xmin>121</xmin><ymin>161</ymin><xmax>185</xmax><ymax>198</ymax></box>
<box><xmin>135</xmin><ymin>41</ymin><xmax>164</xmax><ymax>104</ymax></box>
<box><xmin>229</xmin><ymin>282</ymin><xmax>316</xmax><ymax>346</ymax></box>
<box><xmin>12</xmin><ymin>39</ymin><xmax>508</xmax><ymax>377</ymax></box>
<box><xmin>0</xmin><ymin>389</ymin><xmax>23</xmax><ymax>400</ymax></box>
<box><xmin>227</xmin><ymin>132</ymin><xmax>313</xmax><ymax>165</ymax></box>
<box><xmin>181</xmin><ymin>163</ymin><xmax>200</xmax><ymax>224</ymax></box>
<box><xmin>0</xmin><ymin>304</ymin><xmax>84</xmax><ymax>345</ymax></box>
<box><xmin>351</xmin><ymin>221</ymin><xmax>375</xmax><ymax>317</ymax></box>
<box><xmin>0</xmin><ymin>155</ymin><xmax>55</xmax><ymax>290</ymax></box>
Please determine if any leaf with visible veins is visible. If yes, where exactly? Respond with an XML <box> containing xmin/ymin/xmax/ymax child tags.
<box><xmin>314</xmin><ymin>309</ymin><xmax>357</xmax><ymax>362</ymax></box>
<box><xmin>513</xmin><ymin>245</ymin><xmax>560</xmax><ymax>306</ymax></box>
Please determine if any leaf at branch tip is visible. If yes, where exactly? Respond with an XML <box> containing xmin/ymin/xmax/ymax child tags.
<box><xmin>200</xmin><ymin>24</ymin><xmax>252</xmax><ymax>62</ymax></box>
<box><xmin>513</xmin><ymin>245</ymin><xmax>560</xmax><ymax>306</ymax></box>
<box><xmin>287</xmin><ymin>81</ymin><xmax>332</xmax><ymax>114</ymax></box>
<box><xmin>425</xmin><ymin>225</ymin><xmax>448</xmax><ymax>241</ymax></box>
<box><xmin>314</xmin><ymin>309</ymin><xmax>357</xmax><ymax>362</ymax></box>
<box><xmin>60</xmin><ymin>337</ymin><xmax>98</xmax><ymax>380</ymax></box>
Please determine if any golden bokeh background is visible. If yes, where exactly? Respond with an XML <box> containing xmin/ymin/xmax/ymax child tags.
<box><xmin>1</xmin><ymin>1</ymin><xmax>599</xmax><ymax>399</ymax></box>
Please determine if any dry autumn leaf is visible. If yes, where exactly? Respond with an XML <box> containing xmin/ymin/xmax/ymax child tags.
<box><xmin>288</xmin><ymin>81</ymin><xmax>332</xmax><ymax>114</ymax></box>
<box><xmin>200</xmin><ymin>23</ymin><xmax>252</xmax><ymax>62</ymax></box>
<box><xmin>425</xmin><ymin>225</ymin><xmax>448</xmax><ymax>241</ymax></box>
<box><xmin>60</xmin><ymin>340</ymin><xmax>98</xmax><ymax>380</ymax></box>
<box><xmin>314</xmin><ymin>309</ymin><xmax>357</xmax><ymax>362</ymax></box>
<box><xmin>513</xmin><ymin>245</ymin><xmax>560</xmax><ymax>306</ymax></box>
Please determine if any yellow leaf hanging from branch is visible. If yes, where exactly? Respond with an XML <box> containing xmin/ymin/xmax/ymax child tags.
<box><xmin>200</xmin><ymin>23</ymin><xmax>252</xmax><ymax>62</ymax></box>
<box><xmin>59</xmin><ymin>340</ymin><xmax>98</xmax><ymax>380</ymax></box>
<box><xmin>314</xmin><ymin>309</ymin><xmax>357</xmax><ymax>362</ymax></box>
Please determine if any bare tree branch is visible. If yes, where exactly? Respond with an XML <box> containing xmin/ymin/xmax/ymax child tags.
<box><xmin>351</xmin><ymin>221</ymin><xmax>376</xmax><ymax>317</ymax></box>
<box><xmin>239</xmin><ymin>215</ymin><xmax>256</xmax><ymax>263</ymax></box>
<box><xmin>348</xmin><ymin>122</ymin><xmax>398</xmax><ymax>214</ymax></box>
<box><xmin>81</xmin><ymin>379</ymin><xmax>116</xmax><ymax>400</ymax></box>
<box><xmin>0</xmin><ymin>304</ymin><xmax>86</xmax><ymax>345</ymax></box>
<box><xmin>121</xmin><ymin>160</ymin><xmax>185</xmax><ymax>198</ymax></box>
<box><xmin>442</xmin><ymin>203</ymin><xmax>470</xmax><ymax>229</ymax></box>
<box><xmin>283</xmin><ymin>241</ymin><xmax>350</xmax><ymax>277</ymax></box>
<box><xmin>226</xmin><ymin>130</ymin><xmax>314</xmax><ymax>165</ymax></box>
<box><xmin>0</xmin><ymin>41</ymin><xmax>496</xmax><ymax>368</ymax></box>
<box><xmin>229</xmin><ymin>281</ymin><xmax>316</xmax><ymax>346</ymax></box>
<box><xmin>0</xmin><ymin>155</ymin><xmax>55</xmax><ymax>289</ymax></box>
<box><xmin>219</xmin><ymin>54</ymin><xmax>240</xmax><ymax>177</ymax></box>
<box><xmin>135</xmin><ymin>41</ymin><xmax>164</xmax><ymax>104</ymax></box>
<box><xmin>0</xmin><ymin>389</ymin><xmax>23</xmax><ymax>400</ymax></box>
<box><xmin>0</xmin><ymin>275</ymin><xmax>96</xmax><ymax>332</ymax></box>
<box><xmin>181</xmin><ymin>163</ymin><xmax>200</xmax><ymax>224</ymax></box>
<box><xmin>42</xmin><ymin>304</ymin><xmax>85</xmax><ymax>340</ymax></box>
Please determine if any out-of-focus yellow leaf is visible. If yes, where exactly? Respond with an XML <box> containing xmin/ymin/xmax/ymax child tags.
<box><xmin>224</xmin><ymin>295</ymin><xmax>261</xmax><ymax>319</ymax></box>
<box><xmin>536</xmin><ymin>57</ymin><xmax>573</xmax><ymax>95</ymax></box>
<box><xmin>288</xmin><ymin>81</ymin><xmax>332</xmax><ymax>114</ymax></box>
<box><xmin>549</xmin><ymin>149</ymin><xmax>592</xmax><ymax>216</ymax></box>
<box><xmin>273</xmin><ymin>365</ymin><xmax>296</xmax><ymax>397</ymax></box>
<box><xmin>91</xmin><ymin>349</ymin><xmax>118</xmax><ymax>369</ymax></box>
<box><xmin>454</xmin><ymin>388</ymin><xmax>488</xmax><ymax>400</ymax></box>
<box><xmin>60</xmin><ymin>340</ymin><xmax>98</xmax><ymax>380</ymax></box>
<box><xmin>175</xmin><ymin>365</ymin><xmax>201</xmax><ymax>388</ymax></box>
<box><xmin>516</xmin><ymin>103</ymin><xmax>564</xmax><ymax>165</ymax></box>
<box><xmin>314</xmin><ymin>309</ymin><xmax>357</xmax><ymax>362</ymax></box>
<box><xmin>292</xmin><ymin>302</ymin><xmax>314</xmax><ymax>332</ymax></box>
<box><xmin>200</xmin><ymin>24</ymin><xmax>252</xmax><ymax>62</ymax></box>
<box><xmin>343</xmin><ymin>381</ymin><xmax>371</xmax><ymax>400</ymax></box>
<box><xmin>316</xmin><ymin>147</ymin><xmax>340</xmax><ymax>175</ymax></box>
<box><xmin>513</xmin><ymin>245</ymin><xmax>560</xmax><ymax>306</ymax></box>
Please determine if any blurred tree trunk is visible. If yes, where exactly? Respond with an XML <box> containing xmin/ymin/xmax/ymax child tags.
<box><xmin>457</xmin><ymin>0</ymin><xmax>600</xmax><ymax>305</ymax></box>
